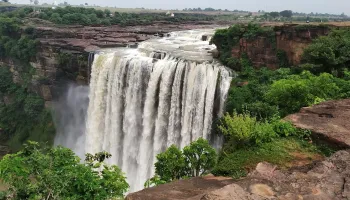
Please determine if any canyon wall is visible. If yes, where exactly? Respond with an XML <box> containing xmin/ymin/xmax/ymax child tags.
<box><xmin>230</xmin><ymin>24</ymin><xmax>330</xmax><ymax>69</ymax></box>
<box><xmin>1</xmin><ymin>23</ymin><xmax>333</xmax><ymax>105</ymax></box>
<box><xmin>1</xmin><ymin>23</ymin><xmax>219</xmax><ymax>106</ymax></box>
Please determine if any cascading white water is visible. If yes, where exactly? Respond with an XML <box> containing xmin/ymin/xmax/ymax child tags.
<box><xmin>53</xmin><ymin>85</ymin><xmax>89</xmax><ymax>159</ymax></box>
<box><xmin>55</xmin><ymin>29</ymin><xmax>233</xmax><ymax>192</ymax></box>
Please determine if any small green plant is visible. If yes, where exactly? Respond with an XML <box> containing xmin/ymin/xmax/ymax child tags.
<box><xmin>144</xmin><ymin>175</ymin><xmax>167</xmax><ymax>188</ymax></box>
<box><xmin>218</xmin><ymin>112</ymin><xmax>278</xmax><ymax>146</ymax></box>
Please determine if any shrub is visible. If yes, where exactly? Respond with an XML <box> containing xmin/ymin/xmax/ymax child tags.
<box><xmin>148</xmin><ymin>138</ymin><xmax>217</xmax><ymax>187</ymax></box>
<box><xmin>0</xmin><ymin>67</ymin><xmax>14</xmax><ymax>93</ymax></box>
<box><xmin>302</xmin><ymin>29</ymin><xmax>350</xmax><ymax>74</ymax></box>
<box><xmin>24</xmin><ymin>94</ymin><xmax>44</xmax><ymax>119</ymax></box>
<box><xmin>0</xmin><ymin>141</ymin><xmax>129</xmax><ymax>199</ymax></box>
<box><xmin>265</xmin><ymin>71</ymin><xmax>340</xmax><ymax>116</ymax></box>
<box><xmin>218</xmin><ymin>112</ymin><xmax>278</xmax><ymax>147</ymax></box>
<box><xmin>271</xmin><ymin>120</ymin><xmax>297</xmax><ymax>137</ymax></box>
<box><xmin>183</xmin><ymin>138</ymin><xmax>217</xmax><ymax>177</ymax></box>
<box><xmin>154</xmin><ymin>145</ymin><xmax>187</xmax><ymax>182</ymax></box>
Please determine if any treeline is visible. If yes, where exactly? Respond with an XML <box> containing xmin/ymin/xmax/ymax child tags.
<box><xmin>0</xmin><ymin>17</ymin><xmax>38</xmax><ymax>62</ymax></box>
<box><xmin>36</xmin><ymin>6</ymin><xmax>214</xmax><ymax>26</ymax></box>
<box><xmin>183</xmin><ymin>7</ymin><xmax>230</xmax><ymax>12</ymax></box>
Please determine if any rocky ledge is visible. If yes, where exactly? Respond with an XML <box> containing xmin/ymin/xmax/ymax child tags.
<box><xmin>285</xmin><ymin>99</ymin><xmax>350</xmax><ymax>148</ymax></box>
<box><xmin>127</xmin><ymin>99</ymin><xmax>350</xmax><ymax>200</ymax></box>
<box><xmin>127</xmin><ymin>150</ymin><xmax>350</xmax><ymax>200</ymax></box>
<box><xmin>35</xmin><ymin>23</ymin><xmax>223</xmax><ymax>52</ymax></box>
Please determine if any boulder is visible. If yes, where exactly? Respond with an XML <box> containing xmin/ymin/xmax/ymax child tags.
<box><xmin>285</xmin><ymin>99</ymin><xmax>350</xmax><ymax>148</ymax></box>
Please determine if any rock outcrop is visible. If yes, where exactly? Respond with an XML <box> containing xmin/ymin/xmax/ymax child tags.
<box><xmin>127</xmin><ymin>150</ymin><xmax>350</xmax><ymax>199</ymax></box>
<box><xmin>35</xmin><ymin>23</ymin><xmax>222</xmax><ymax>53</ymax></box>
<box><xmin>231</xmin><ymin>24</ymin><xmax>330</xmax><ymax>69</ymax></box>
<box><xmin>285</xmin><ymin>99</ymin><xmax>350</xmax><ymax>148</ymax></box>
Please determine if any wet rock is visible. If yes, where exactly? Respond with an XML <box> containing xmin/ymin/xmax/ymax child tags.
<box><xmin>202</xmin><ymin>35</ymin><xmax>208</xmax><ymax>41</ymax></box>
<box><xmin>209</xmin><ymin>49</ymin><xmax>219</xmax><ymax>58</ymax></box>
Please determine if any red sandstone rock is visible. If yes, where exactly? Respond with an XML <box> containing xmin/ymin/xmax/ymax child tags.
<box><xmin>230</xmin><ymin>24</ymin><xmax>330</xmax><ymax>69</ymax></box>
<box><xmin>285</xmin><ymin>99</ymin><xmax>350</xmax><ymax>148</ymax></box>
<box><xmin>126</xmin><ymin>150</ymin><xmax>350</xmax><ymax>200</ymax></box>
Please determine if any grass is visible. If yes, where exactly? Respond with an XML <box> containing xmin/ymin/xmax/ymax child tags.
<box><xmin>212</xmin><ymin>137</ymin><xmax>327</xmax><ymax>178</ymax></box>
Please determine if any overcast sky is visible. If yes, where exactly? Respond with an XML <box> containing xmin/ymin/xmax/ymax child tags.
<box><xmin>10</xmin><ymin>0</ymin><xmax>350</xmax><ymax>15</ymax></box>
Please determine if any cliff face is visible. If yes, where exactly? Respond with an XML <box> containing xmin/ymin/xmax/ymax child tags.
<box><xmin>231</xmin><ymin>25</ymin><xmax>330</xmax><ymax>69</ymax></box>
<box><xmin>1</xmin><ymin>23</ymin><xmax>221</xmax><ymax>105</ymax></box>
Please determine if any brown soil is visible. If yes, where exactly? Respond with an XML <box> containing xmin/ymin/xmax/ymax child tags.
<box><xmin>286</xmin><ymin>152</ymin><xmax>324</xmax><ymax>168</ymax></box>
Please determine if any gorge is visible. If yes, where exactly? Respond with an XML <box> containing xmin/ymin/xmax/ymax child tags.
<box><xmin>54</xmin><ymin>29</ymin><xmax>233</xmax><ymax>192</ymax></box>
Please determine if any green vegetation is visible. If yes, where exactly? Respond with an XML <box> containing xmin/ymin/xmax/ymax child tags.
<box><xmin>146</xmin><ymin>138</ymin><xmax>217</xmax><ymax>188</ymax></box>
<box><xmin>0</xmin><ymin>10</ymin><xmax>52</xmax><ymax>151</ymax></box>
<box><xmin>211</xmin><ymin>24</ymin><xmax>350</xmax><ymax>179</ymax></box>
<box><xmin>0</xmin><ymin>66</ymin><xmax>55</xmax><ymax>151</ymax></box>
<box><xmin>302</xmin><ymin>28</ymin><xmax>350</xmax><ymax>75</ymax></box>
<box><xmin>213</xmin><ymin>137</ymin><xmax>321</xmax><ymax>178</ymax></box>
<box><xmin>0</xmin><ymin>141</ymin><xmax>129</xmax><ymax>199</ymax></box>
<box><xmin>35</xmin><ymin>6</ymin><xmax>214</xmax><ymax>26</ymax></box>
<box><xmin>0</xmin><ymin>16</ymin><xmax>38</xmax><ymax>62</ymax></box>
<box><xmin>211</xmin><ymin>23</ymin><xmax>275</xmax><ymax>70</ymax></box>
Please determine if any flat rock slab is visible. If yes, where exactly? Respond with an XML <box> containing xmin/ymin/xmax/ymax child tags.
<box><xmin>126</xmin><ymin>150</ymin><xmax>350</xmax><ymax>200</ymax></box>
<box><xmin>285</xmin><ymin>99</ymin><xmax>350</xmax><ymax>147</ymax></box>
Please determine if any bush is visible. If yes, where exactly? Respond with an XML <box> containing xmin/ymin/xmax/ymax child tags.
<box><xmin>265</xmin><ymin>71</ymin><xmax>340</xmax><ymax>115</ymax></box>
<box><xmin>302</xmin><ymin>29</ymin><xmax>350</xmax><ymax>74</ymax></box>
<box><xmin>154</xmin><ymin>145</ymin><xmax>187</xmax><ymax>182</ymax></box>
<box><xmin>219</xmin><ymin>112</ymin><xmax>278</xmax><ymax>147</ymax></box>
<box><xmin>183</xmin><ymin>138</ymin><xmax>217</xmax><ymax>177</ymax></box>
<box><xmin>0</xmin><ymin>141</ymin><xmax>129</xmax><ymax>199</ymax></box>
<box><xmin>24</xmin><ymin>94</ymin><xmax>44</xmax><ymax>119</ymax></box>
<box><xmin>0</xmin><ymin>67</ymin><xmax>14</xmax><ymax>93</ymax></box>
<box><xmin>271</xmin><ymin>120</ymin><xmax>297</xmax><ymax>137</ymax></box>
<box><xmin>148</xmin><ymin>138</ymin><xmax>217</xmax><ymax>187</ymax></box>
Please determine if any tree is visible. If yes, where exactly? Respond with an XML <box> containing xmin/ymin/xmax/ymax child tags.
<box><xmin>2</xmin><ymin>0</ymin><xmax>9</xmax><ymax>3</ymax></box>
<box><xmin>104</xmin><ymin>9</ymin><xmax>111</xmax><ymax>17</ymax></box>
<box><xmin>265</xmin><ymin>71</ymin><xmax>340</xmax><ymax>115</ymax></box>
<box><xmin>269</xmin><ymin>12</ymin><xmax>280</xmax><ymax>19</ymax></box>
<box><xmin>154</xmin><ymin>145</ymin><xmax>187</xmax><ymax>182</ymax></box>
<box><xmin>280</xmin><ymin>10</ymin><xmax>293</xmax><ymax>18</ymax></box>
<box><xmin>0</xmin><ymin>141</ymin><xmax>129</xmax><ymax>199</ymax></box>
<box><xmin>33</xmin><ymin>0</ymin><xmax>38</xmax><ymax>5</ymax></box>
<box><xmin>302</xmin><ymin>29</ymin><xmax>350</xmax><ymax>74</ymax></box>
<box><xmin>183</xmin><ymin>138</ymin><xmax>217</xmax><ymax>177</ymax></box>
<box><xmin>148</xmin><ymin>138</ymin><xmax>217</xmax><ymax>187</ymax></box>
<box><xmin>50</xmin><ymin>13</ymin><xmax>62</xmax><ymax>24</ymax></box>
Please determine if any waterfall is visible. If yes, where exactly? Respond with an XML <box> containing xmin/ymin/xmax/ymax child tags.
<box><xmin>53</xmin><ymin>84</ymin><xmax>89</xmax><ymax>159</ymax></box>
<box><xmin>55</xmin><ymin>29</ymin><xmax>233</xmax><ymax>192</ymax></box>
